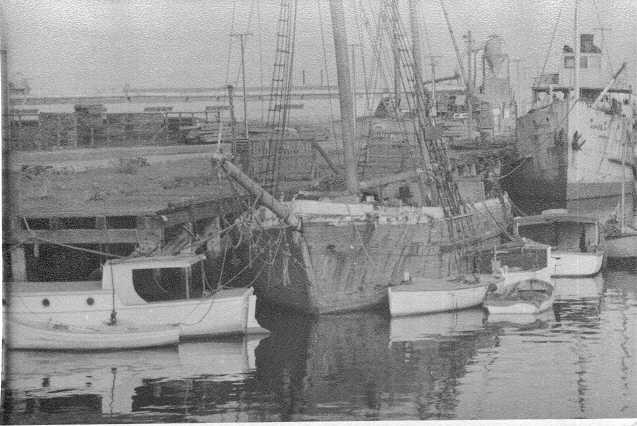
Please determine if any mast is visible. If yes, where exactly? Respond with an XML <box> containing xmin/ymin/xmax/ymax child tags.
<box><xmin>329</xmin><ymin>0</ymin><xmax>359</xmax><ymax>193</ymax></box>
<box><xmin>1</xmin><ymin>30</ymin><xmax>9</xmax><ymax>147</ymax></box>
<box><xmin>573</xmin><ymin>0</ymin><xmax>580</xmax><ymax>101</ymax></box>
<box><xmin>230</xmin><ymin>32</ymin><xmax>252</xmax><ymax>140</ymax></box>
<box><xmin>440</xmin><ymin>0</ymin><xmax>467</xmax><ymax>86</ymax></box>
<box><xmin>408</xmin><ymin>0</ymin><xmax>425</xmax><ymax>115</ymax></box>
<box><xmin>620</xmin><ymin>137</ymin><xmax>626</xmax><ymax>230</ymax></box>
<box><xmin>465</xmin><ymin>31</ymin><xmax>473</xmax><ymax>142</ymax></box>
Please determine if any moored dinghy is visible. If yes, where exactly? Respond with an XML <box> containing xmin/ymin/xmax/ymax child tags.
<box><xmin>5</xmin><ymin>319</ymin><xmax>180</xmax><ymax>351</ymax></box>
<box><xmin>388</xmin><ymin>274</ymin><xmax>502</xmax><ymax>317</ymax></box>
<box><xmin>484</xmin><ymin>279</ymin><xmax>555</xmax><ymax>315</ymax></box>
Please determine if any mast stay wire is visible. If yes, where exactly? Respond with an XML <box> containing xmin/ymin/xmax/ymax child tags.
<box><xmin>317</xmin><ymin>0</ymin><xmax>337</xmax><ymax>140</ymax></box>
<box><xmin>233</xmin><ymin>0</ymin><xmax>257</xmax><ymax>86</ymax></box>
<box><xmin>257</xmin><ymin>0</ymin><xmax>265</xmax><ymax>122</ymax></box>
<box><xmin>361</xmin><ymin>0</ymin><xmax>394</xmax><ymax>99</ymax></box>
<box><xmin>224</xmin><ymin>0</ymin><xmax>238</xmax><ymax>84</ymax></box>
<box><xmin>591</xmin><ymin>0</ymin><xmax>615</xmax><ymax>76</ymax></box>
<box><xmin>538</xmin><ymin>0</ymin><xmax>565</xmax><ymax>84</ymax></box>
<box><xmin>354</xmin><ymin>0</ymin><xmax>372</xmax><ymax>113</ymax></box>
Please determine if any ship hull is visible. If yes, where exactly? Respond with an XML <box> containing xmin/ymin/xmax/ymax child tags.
<box><xmin>503</xmin><ymin>100</ymin><xmax>634</xmax><ymax>215</ymax></box>
<box><xmin>250</xmin><ymin>198</ymin><xmax>509</xmax><ymax>314</ymax></box>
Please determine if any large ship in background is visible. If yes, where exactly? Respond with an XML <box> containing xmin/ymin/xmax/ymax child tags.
<box><xmin>502</xmin><ymin>33</ymin><xmax>635</xmax><ymax>220</ymax></box>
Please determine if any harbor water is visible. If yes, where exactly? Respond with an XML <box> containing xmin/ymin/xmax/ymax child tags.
<box><xmin>2</xmin><ymin>264</ymin><xmax>636</xmax><ymax>422</ymax></box>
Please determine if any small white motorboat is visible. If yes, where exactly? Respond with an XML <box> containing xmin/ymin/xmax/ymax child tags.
<box><xmin>388</xmin><ymin>274</ymin><xmax>501</xmax><ymax>317</ymax></box>
<box><xmin>514</xmin><ymin>210</ymin><xmax>605</xmax><ymax>277</ymax></box>
<box><xmin>5</xmin><ymin>254</ymin><xmax>262</xmax><ymax>339</ymax></box>
<box><xmin>484</xmin><ymin>279</ymin><xmax>555</xmax><ymax>315</ymax></box>
<box><xmin>4</xmin><ymin>319</ymin><xmax>181</xmax><ymax>351</ymax></box>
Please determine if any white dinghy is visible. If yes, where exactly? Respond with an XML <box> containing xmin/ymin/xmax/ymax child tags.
<box><xmin>388</xmin><ymin>274</ymin><xmax>501</xmax><ymax>317</ymax></box>
<box><xmin>484</xmin><ymin>278</ymin><xmax>555</xmax><ymax>315</ymax></box>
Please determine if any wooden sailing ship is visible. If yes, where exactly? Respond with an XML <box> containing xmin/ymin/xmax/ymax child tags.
<box><xmin>213</xmin><ymin>0</ymin><xmax>512</xmax><ymax>314</ymax></box>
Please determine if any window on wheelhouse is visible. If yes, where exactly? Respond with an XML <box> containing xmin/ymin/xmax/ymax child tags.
<box><xmin>132</xmin><ymin>261</ymin><xmax>207</xmax><ymax>302</ymax></box>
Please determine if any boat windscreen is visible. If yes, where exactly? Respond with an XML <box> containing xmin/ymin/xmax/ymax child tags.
<box><xmin>132</xmin><ymin>261</ymin><xmax>207</xmax><ymax>302</ymax></box>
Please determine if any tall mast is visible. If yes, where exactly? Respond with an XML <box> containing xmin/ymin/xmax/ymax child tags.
<box><xmin>408</xmin><ymin>0</ymin><xmax>425</xmax><ymax>115</ymax></box>
<box><xmin>329</xmin><ymin>0</ymin><xmax>359</xmax><ymax>193</ymax></box>
<box><xmin>465</xmin><ymin>31</ymin><xmax>473</xmax><ymax>142</ymax></box>
<box><xmin>230</xmin><ymin>32</ymin><xmax>252</xmax><ymax>140</ymax></box>
<box><xmin>1</xmin><ymin>30</ymin><xmax>9</xmax><ymax>148</ymax></box>
<box><xmin>573</xmin><ymin>0</ymin><xmax>580</xmax><ymax>101</ymax></box>
<box><xmin>440</xmin><ymin>0</ymin><xmax>467</xmax><ymax>86</ymax></box>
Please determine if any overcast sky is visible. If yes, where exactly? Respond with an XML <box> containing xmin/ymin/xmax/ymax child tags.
<box><xmin>2</xmin><ymin>0</ymin><xmax>636</xmax><ymax>98</ymax></box>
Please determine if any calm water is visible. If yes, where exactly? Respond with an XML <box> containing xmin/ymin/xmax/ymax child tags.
<box><xmin>2</xmin><ymin>264</ymin><xmax>636</xmax><ymax>423</ymax></box>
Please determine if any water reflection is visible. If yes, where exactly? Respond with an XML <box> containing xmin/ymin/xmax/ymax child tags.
<box><xmin>3</xmin><ymin>336</ymin><xmax>264</xmax><ymax>423</ymax></box>
<box><xmin>3</xmin><ymin>267</ymin><xmax>637</xmax><ymax>421</ymax></box>
<box><xmin>387</xmin><ymin>309</ymin><xmax>498</xmax><ymax>420</ymax></box>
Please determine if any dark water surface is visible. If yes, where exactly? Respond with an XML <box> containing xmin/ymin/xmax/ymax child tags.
<box><xmin>2</xmin><ymin>264</ymin><xmax>636</xmax><ymax>423</ymax></box>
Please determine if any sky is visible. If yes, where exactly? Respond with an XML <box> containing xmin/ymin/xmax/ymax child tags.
<box><xmin>1</xmin><ymin>0</ymin><xmax>636</xmax><ymax>100</ymax></box>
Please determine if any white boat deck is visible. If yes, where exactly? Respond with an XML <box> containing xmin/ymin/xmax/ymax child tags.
<box><xmin>392</xmin><ymin>276</ymin><xmax>493</xmax><ymax>292</ymax></box>
<box><xmin>6</xmin><ymin>281</ymin><xmax>104</xmax><ymax>294</ymax></box>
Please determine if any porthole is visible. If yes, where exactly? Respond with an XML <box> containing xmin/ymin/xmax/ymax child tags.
<box><xmin>42</xmin><ymin>298</ymin><xmax>50</xmax><ymax>307</ymax></box>
<box><xmin>86</xmin><ymin>297</ymin><xmax>95</xmax><ymax>306</ymax></box>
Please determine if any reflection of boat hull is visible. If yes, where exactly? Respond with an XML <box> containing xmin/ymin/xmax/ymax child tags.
<box><xmin>552</xmin><ymin>275</ymin><xmax>604</xmax><ymax>300</ymax></box>
<box><xmin>552</xmin><ymin>251</ymin><xmax>604</xmax><ymax>277</ymax></box>
<box><xmin>605</xmin><ymin>232</ymin><xmax>637</xmax><ymax>259</ymax></box>
<box><xmin>487</xmin><ymin>308</ymin><xmax>555</xmax><ymax>326</ymax></box>
<box><xmin>388</xmin><ymin>276</ymin><xmax>497</xmax><ymax>317</ymax></box>
<box><xmin>485</xmin><ymin>279</ymin><xmax>555</xmax><ymax>314</ymax></box>
<box><xmin>4</xmin><ymin>335</ymin><xmax>264</xmax><ymax>418</ymax></box>
<box><xmin>389</xmin><ymin>308</ymin><xmax>486</xmax><ymax>342</ymax></box>
<box><xmin>5</xmin><ymin>319</ymin><xmax>180</xmax><ymax>351</ymax></box>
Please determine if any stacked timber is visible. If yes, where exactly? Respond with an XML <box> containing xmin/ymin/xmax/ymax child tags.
<box><xmin>74</xmin><ymin>104</ymin><xmax>107</xmax><ymax>146</ymax></box>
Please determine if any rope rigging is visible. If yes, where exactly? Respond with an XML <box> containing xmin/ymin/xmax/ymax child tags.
<box><xmin>251</xmin><ymin>0</ymin><xmax>299</xmax><ymax>195</ymax></box>
<box><xmin>317</xmin><ymin>0</ymin><xmax>338</xmax><ymax>140</ymax></box>
<box><xmin>538</xmin><ymin>0</ymin><xmax>565</xmax><ymax>84</ymax></box>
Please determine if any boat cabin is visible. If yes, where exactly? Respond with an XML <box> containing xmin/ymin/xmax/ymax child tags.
<box><xmin>472</xmin><ymin>240</ymin><xmax>550</xmax><ymax>274</ymax></box>
<box><xmin>513</xmin><ymin>211</ymin><xmax>601</xmax><ymax>254</ymax></box>
<box><xmin>531</xmin><ymin>34</ymin><xmax>632</xmax><ymax>108</ymax></box>
<box><xmin>103</xmin><ymin>254</ymin><xmax>210</xmax><ymax>305</ymax></box>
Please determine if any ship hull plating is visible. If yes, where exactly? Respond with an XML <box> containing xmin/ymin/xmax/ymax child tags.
<box><xmin>503</xmin><ymin>100</ymin><xmax>634</xmax><ymax>215</ymax></box>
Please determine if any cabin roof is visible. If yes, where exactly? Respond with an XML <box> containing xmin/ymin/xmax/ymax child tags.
<box><xmin>106</xmin><ymin>254</ymin><xmax>206</xmax><ymax>268</ymax></box>
<box><xmin>515</xmin><ymin>214</ymin><xmax>599</xmax><ymax>226</ymax></box>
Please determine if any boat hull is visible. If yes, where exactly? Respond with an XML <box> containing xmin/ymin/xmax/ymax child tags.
<box><xmin>5</xmin><ymin>320</ymin><xmax>180</xmax><ymax>351</ymax></box>
<box><xmin>605</xmin><ymin>233</ymin><xmax>637</xmax><ymax>258</ymax></box>
<box><xmin>251</xmin><ymin>198</ymin><xmax>510</xmax><ymax>315</ymax></box>
<box><xmin>502</xmin><ymin>100</ymin><xmax>634</xmax><ymax>214</ymax></box>
<box><xmin>484</xmin><ymin>279</ymin><xmax>555</xmax><ymax>315</ymax></box>
<box><xmin>388</xmin><ymin>277</ymin><xmax>495</xmax><ymax>317</ymax></box>
<box><xmin>4</xmin><ymin>286</ymin><xmax>255</xmax><ymax>338</ymax></box>
<box><xmin>551</xmin><ymin>251</ymin><xmax>604</xmax><ymax>277</ymax></box>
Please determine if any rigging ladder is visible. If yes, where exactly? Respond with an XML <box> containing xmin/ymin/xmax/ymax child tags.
<box><xmin>383</xmin><ymin>0</ymin><xmax>476</xmax><ymax>250</ymax></box>
<box><xmin>253</xmin><ymin>0</ymin><xmax>299</xmax><ymax>195</ymax></box>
